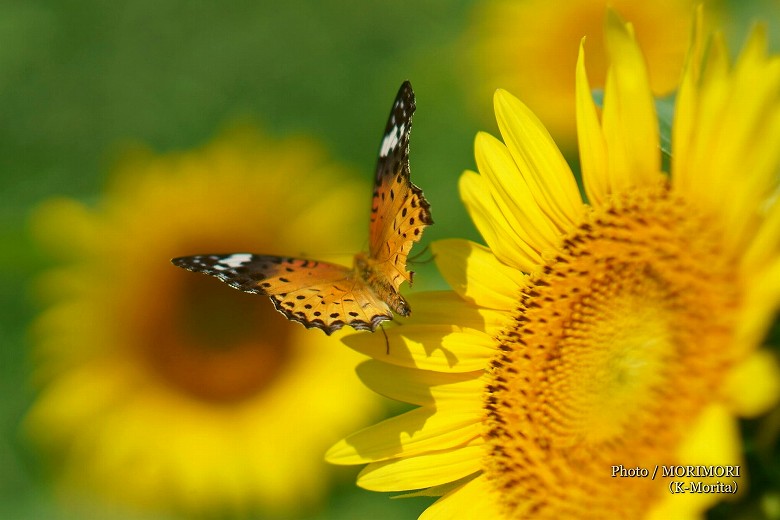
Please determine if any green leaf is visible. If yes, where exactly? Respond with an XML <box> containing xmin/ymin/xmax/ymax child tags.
<box><xmin>655</xmin><ymin>94</ymin><xmax>675</xmax><ymax>171</ymax></box>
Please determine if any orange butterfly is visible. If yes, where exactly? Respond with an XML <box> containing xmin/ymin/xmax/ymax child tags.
<box><xmin>172</xmin><ymin>81</ymin><xmax>432</xmax><ymax>335</ymax></box>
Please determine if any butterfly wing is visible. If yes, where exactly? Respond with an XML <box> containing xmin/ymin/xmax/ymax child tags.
<box><xmin>171</xmin><ymin>82</ymin><xmax>431</xmax><ymax>334</ymax></box>
<box><xmin>369</xmin><ymin>81</ymin><xmax>433</xmax><ymax>292</ymax></box>
<box><xmin>172</xmin><ymin>254</ymin><xmax>393</xmax><ymax>334</ymax></box>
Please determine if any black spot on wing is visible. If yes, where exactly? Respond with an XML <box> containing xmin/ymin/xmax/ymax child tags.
<box><xmin>267</xmin><ymin>286</ymin><xmax>392</xmax><ymax>335</ymax></box>
<box><xmin>410</xmin><ymin>184</ymin><xmax>433</xmax><ymax>226</ymax></box>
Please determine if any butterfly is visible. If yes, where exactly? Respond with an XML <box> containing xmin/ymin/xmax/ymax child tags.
<box><xmin>172</xmin><ymin>81</ymin><xmax>432</xmax><ymax>335</ymax></box>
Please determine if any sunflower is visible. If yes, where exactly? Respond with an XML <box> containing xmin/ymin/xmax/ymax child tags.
<box><xmin>25</xmin><ymin>128</ymin><xmax>381</xmax><ymax>517</ymax></box>
<box><xmin>328</xmin><ymin>10</ymin><xmax>780</xmax><ymax>519</ymax></box>
<box><xmin>465</xmin><ymin>0</ymin><xmax>716</xmax><ymax>151</ymax></box>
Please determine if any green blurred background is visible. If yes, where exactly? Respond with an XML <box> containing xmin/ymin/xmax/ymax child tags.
<box><xmin>1</xmin><ymin>1</ymin><xmax>779</xmax><ymax>519</ymax></box>
<box><xmin>1</xmin><ymin>2</ymin><xmax>480</xmax><ymax>518</ymax></box>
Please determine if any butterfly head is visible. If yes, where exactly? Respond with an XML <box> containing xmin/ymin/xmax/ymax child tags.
<box><xmin>394</xmin><ymin>296</ymin><xmax>411</xmax><ymax>317</ymax></box>
<box><xmin>353</xmin><ymin>252</ymin><xmax>411</xmax><ymax>317</ymax></box>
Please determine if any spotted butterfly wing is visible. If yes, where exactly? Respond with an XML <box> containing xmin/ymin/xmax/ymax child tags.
<box><xmin>172</xmin><ymin>81</ymin><xmax>431</xmax><ymax>335</ymax></box>
<box><xmin>368</xmin><ymin>81</ymin><xmax>432</xmax><ymax>290</ymax></box>
<box><xmin>171</xmin><ymin>254</ymin><xmax>393</xmax><ymax>332</ymax></box>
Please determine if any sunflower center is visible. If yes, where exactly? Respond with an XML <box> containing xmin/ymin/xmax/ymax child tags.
<box><xmin>143</xmin><ymin>275</ymin><xmax>294</xmax><ymax>403</ymax></box>
<box><xmin>553</xmin><ymin>267</ymin><xmax>676</xmax><ymax>446</ymax></box>
<box><xmin>483</xmin><ymin>182</ymin><xmax>742</xmax><ymax>518</ymax></box>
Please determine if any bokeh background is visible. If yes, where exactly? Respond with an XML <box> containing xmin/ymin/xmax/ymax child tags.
<box><xmin>2</xmin><ymin>0</ymin><xmax>779</xmax><ymax>519</ymax></box>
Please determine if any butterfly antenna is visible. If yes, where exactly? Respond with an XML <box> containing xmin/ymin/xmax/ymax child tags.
<box><xmin>408</xmin><ymin>245</ymin><xmax>435</xmax><ymax>265</ymax></box>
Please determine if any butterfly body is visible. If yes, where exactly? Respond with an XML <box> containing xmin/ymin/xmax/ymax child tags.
<box><xmin>172</xmin><ymin>81</ymin><xmax>431</xmax><ymax>335</ymax></box>
<box><xmin>353</xmin><ymin>251</ymin><xmax>410</xmax><ymax>317</ymax></box>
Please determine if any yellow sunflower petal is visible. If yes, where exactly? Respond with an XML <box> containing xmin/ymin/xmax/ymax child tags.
<box><xmin>403</xmin><ymin>292</ymin><xmax>510</xmax><ymax>334</ymax></box>
<box><xmin>671</xmin><ymin>5</ymin><xmax>705</xmax><ymax>197</ymax></box>
<box><xmin>326</xmin><ymin>406</ymin><xmax>483</xmax><ymax>465</ymax></box>
<box><xmin>723</xmin><ymin>349</ymin><xmax>780</xmax><ymax>417</ymax></box>
<box><xmin>728</xmin><ymin>108</ymin><xmax>780</xmax><ymax>240</ymax></box>
<box><xmin>646</xmin><ymin>499</ymin><xmax>701</xmax><ymax>520</ymax></box>
<box><xmin>493</xmin><ymin>89</ymin><xmax>582</xmax><ymax>230</ymax></box>
<box><xmin>677</xmin><ymin>32</ymin><xmax>730</xmax><ymax>206</ymax></box>
<box><xmin>601</xmin><ymin>10</ymin><xmax>660</xmax><ymax>191</ymax></box>
<box><xmin>738</xmin><ymin>257</ymin><xmax>780</xmax><ymax>350</ymax></box>
<box><xmin>668</xmin><ymin>404</ymin><xmax>744</xmax><ymax>515</ymax></box>
<box><xmin>344</xmin><ymin>326</ymin><xmax>495</xmax><ymax>373</ymax></box>
<box><xmin>419</xmin><ymin>474</ymin><xmax>505</xmax><ymax>520</ymax></box>
<box><xmin>389</xmin><ymin>476</ymin><xmax>473</xmax><ymax>499</ymax></box>
<box><xmin>356</xmin><ymin>360</ymin><xmax>484</xmax><ymax>407</ymax></box>
<box><xmin>717</xmin><ymin>38</ymin><xmax>780</xmax><ymax>246</ymax></box>
<box><xmin>357</xmin><ymin>443</ymin><xmax>483</xmax><ymax>492</ymax></box>
<box><xmin>475</xmin><ymin>132</ymin><xmax>562</xmax><ymax>252</ymax></box>
<box><xmin>715</xmin><ymin>37</ymin><xmax>775</xmax><ymax>241</ymax></box>
<box><xmin>744</xmin><ymin>199</ymin><xmax>780</xmax><ymax>272</ymax></box>
<box><xmin>432</xmin><ymin>239</ymin><xmax>526</xmax><ymax>310</ymax></box>
<box><xmin>575</xmin><ymin>39</ymin><xmax>608</xmax><ymax>207</ymax></box>
<box><xmin>675</xmin><ymin>23</ymin><xmax>780</xmax><ymax>253</ymax></box>
<box><xmin>342</xmin><ymin>293</ymin><xmax>499</xmax><ymax>373</ymax></box>
<box><xmin>460</xmin><ymin>170</ymin><xmax>542</xmax><ymax>272</ymax></box>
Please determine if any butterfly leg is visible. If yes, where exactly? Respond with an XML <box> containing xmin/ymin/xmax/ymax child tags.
<box><xmin>380</xmin><ymin>323</ymin><xmax>390</xmax><ymax>355</ymax></box>
<box><xmin>407</xmin><ymin>244</ymin><xmax>435</xmax><ymax>264</ymax></box>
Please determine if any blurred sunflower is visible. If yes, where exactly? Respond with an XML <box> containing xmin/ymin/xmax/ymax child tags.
<box><xmin>329</xmin><ymin>10</ymin><xmax>780</xmax><ymax>519</ymax></box>
<box><xmin>466</xmin><ymin>0</ymin><xmax>717</xmax><ymax>151</ymax></box>
<box><xmin>25</xmin><ymin>128</ymin><xmax>381</xmax><ymax>517</ymax></box>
